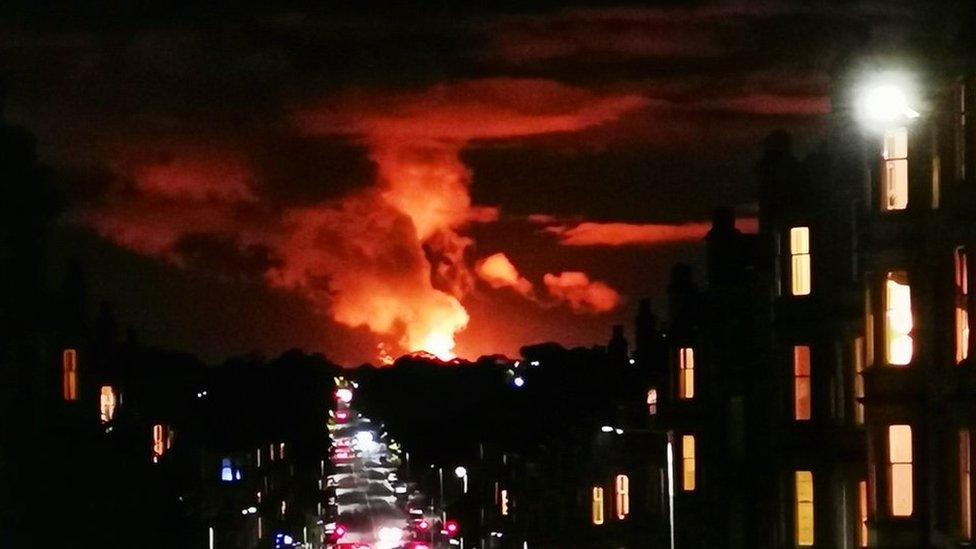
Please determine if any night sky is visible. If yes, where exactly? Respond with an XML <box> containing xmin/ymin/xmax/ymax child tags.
<box><xmin>3</xmin><ymin>1</ymin><xmax>971</xmax><ymax>365</ymax></box>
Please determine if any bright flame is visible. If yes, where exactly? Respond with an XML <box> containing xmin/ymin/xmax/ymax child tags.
<box><xmin>418</xmin><ymin>330</ymin><xmax>458</xmax><ymax>361</ymax></box>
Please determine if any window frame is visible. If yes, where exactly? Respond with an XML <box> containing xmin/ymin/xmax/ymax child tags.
<box><xmin>678</xmin><ymin>347</ymin><xmax>695</xmax><ymax>400</ymax></box>
<box><xmin>887</xmin><ymin>424</ymin><xmax>914</xmax><ymax>517</ymax></box>
<box><xmin>795</xmin><ymin>470</ymin><xmax>814</xmax><ymax>547</ymax></box>
<box><xmin>681</xmin><ymin>435</ymin><xmax>696</xmax><ymax>492</ymax></box>
<box><xmin>793</xmin><ymin>345</ymin><xmax>812</xmax><ymax>421</ymax></box>
<box><xmin>881</xmin><ymin>126</ymin><xmax>909</xmax><ymax>211</ymax></box>
<box><xmin>789</xmin><ymin>227</ymin><xmax>812</xmax><ymax>296</ymax></box>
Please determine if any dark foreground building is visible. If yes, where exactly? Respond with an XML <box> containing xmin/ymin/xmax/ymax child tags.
<box><xmin>651</xmin><ymin>64</ymin><xmax>976</xmax><ymax>548</ymax></box>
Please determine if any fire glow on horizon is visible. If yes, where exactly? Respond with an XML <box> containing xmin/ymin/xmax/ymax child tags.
<box><xmin>85</xmin><ymin>78</ymin><xmax>651</xmax><ymax>362</ymax></box>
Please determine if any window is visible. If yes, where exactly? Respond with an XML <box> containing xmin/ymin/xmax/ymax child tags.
<box><xmin>789</xmin><ymin>227</ymin><xmax>812</xmax><ymax>296</ymax></box>
<box><xmin>793</xmin><ymin>346</ymin><xmax>811</xmax><ymax>421</ymax></box>
<box><xmin>957</xmin><ymin>247</ymin><xmax>970</xmax><ymax>295</ymax></box>
<box><xmin>957</xmin><ymin>247</ymin><xmax>970</xmax><ymax>364</ymax></box>
<box><xmin>882</xmin><ymin>127</ymin><xmax>909</xmax><ymax>210</ymax></box>
<box><xmin>888</xmin><ymin>425</ymin><xmax>913</xmax><ymax>517</ymax></box>
<box><xmin>62</xmin><ymin>349</ymin><xmax>78</xmax><ymax>401</ymax></box>
<box><xmin>99</xmin><ymin>385</ymin><xmax>116</xmax><ymax>424</ymax></box>
<box><xmin>615</xmin><ymin>474</ymin><xmax>630</xmax><ymax>519</ymax></box>
<box><xmin>885</xmin><ymin>272</ymin><xmax>913</xmax><ymax>366</ymax></box>
<box><xmin>858</xmin><ymin>480</ymin><xmax>869</xmax><ymax>547</ymax></box>
<box><xmin>854</xmin><ymin>338</ymin><xmax>865</xmax><ymax>425</ymax></box>
<box><xmin>958</xmin><ymin>307</ymin><xmax>970</xmax><ymax>364</ymax></box>
<box><xmin>866</xmin><ymin>288</ymin><xmax>875</xmax><ymax>367</ymax></box>
<box><xmin>795</xmin><ymin>471</ymin><xmax>814</xmax><ymax>546</ymax></box>
<box><xmin>958</xmin><ymin>83</ymin><xmax>967</xmax><ymax>181</ymax></box>
<box><xmin>682</xmin><ymin>435</ymin><xmax>696</xmax><ymax>492</ymax></box>
<box><xmin>152</xmin><ymin>424</ymin><xmax>167</xmax><ymax>462</ymax></box>
<box><xmin>647</xmin><ymin>388</ymin><xmax>658</xmax><ymax>415</ymax></box>
<box><xmin>962</xmin><ymin>430</ymin><xmax>972</xmax><ymax>540</ymax></box>
<box><xmin>220</xmin><ymin>458</ymin><xmax>241</xmax><ymax>482</ymax></box>
<box><xmin>501</xmin><ymin>489</ymin><xmax>509</xmax><ymax>516</ymax></box>
<box><xmin>592</xmin><ymin>487</ymin><xmax>604</xmax><ymax>525</ymax></box>
<box><xmin>678</xmin><ymin>347</ymin><xmax>695</xmax><ymax>399</ymax></box>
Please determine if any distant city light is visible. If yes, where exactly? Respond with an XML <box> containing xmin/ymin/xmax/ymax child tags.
<box><xmin>335</xmin><ymin>388</ymin><xmax>353</xmax><ymax>403</ymax></box>
<box><xmin>513</xmin><ymin>376</ymin><xmax>525</xmax><ymax>388</ymax></box>
<box><xmin>628</xmin><ymin>358</ymin><xmax>636</xmax><ymax>365</ymax></box>
<box><xmin>377</xmin><ymin>526</ymin><xmax>404</xmax><ymax>546</ymax></box>
<box><xmin>354</xmin><ymin>431</ymin><xmax>378</xmax><ymax>452</ymax></box>
<box><xmin>615</xmin><ymin>428</ymin><xmax>624</xmax><ymax>435</ymax></box>
<box><xmin>529</xmin><ymin>360</ymin><xmax>540</xmax><ymax>366</ymax></box>
<box><xmin>601</xmin><ymin>425</ymin><xmax>614</xmax><ymax>433</ymax></box>
<box><xmin>445</xmin><ymin>519</ymin><xmax>459</xmax><ymax>536</ymax></box>
<box><xmin>454</xmin><ymin>466</ymin><xmax>467</xmax><ymax>478</ymax></box>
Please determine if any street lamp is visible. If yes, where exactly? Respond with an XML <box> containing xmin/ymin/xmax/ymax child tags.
<box><xmin>454</xmin><ymin>466</ymin><xmax>468</xmax><ymax>493</ymax></box>
<box><xmin>861</xmin><ymin>83</ymin><xmax>919</xmax><ymax>122</ymax></box>
<box><xmin>856</xmin><ymin>74</ymin><xmax>920</xmax><ymax>128</ymax></box>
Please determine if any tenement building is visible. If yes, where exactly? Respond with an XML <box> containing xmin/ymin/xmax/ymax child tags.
<box><xmin>652</xmin><ymin>64</ymin><xmax>976</xmax><ymax>547</ymax></box>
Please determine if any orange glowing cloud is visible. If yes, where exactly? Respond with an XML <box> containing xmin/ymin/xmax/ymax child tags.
<box><xmin>543</xmin><ymin>216</ymin><xmax>758</xmax><ymax>246</ymax></box>
<box><xmin>475</xmin><ymin>253</ymin><xmax>535</xmax><ymax>299</ymax></box>
<box><xmin>475</xmin><ymin>252</ymin><xmax>622</xmax><ymax>315</ymax></box>
<box><xmin>291</xmin><ymin>78</ymin><xmax>647</xmax><ymax>357</ymax></box>
<box><xmin>543</xmin><ymin>272</ymin><xmax>621</xmax><ymax>314</ymax></box>
<box><xmin>84</xmin><ymin>79</ymin><xmax>647</xmax><ymax>361</ymax></box>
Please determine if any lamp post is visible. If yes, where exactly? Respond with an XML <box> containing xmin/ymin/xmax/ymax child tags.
<box><xmin>455</xmin><ymin>466</ymin><xmax>468</xmax><ymax>494</ymax></box>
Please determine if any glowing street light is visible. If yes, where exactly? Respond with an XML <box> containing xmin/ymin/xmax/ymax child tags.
<box><xmin>861</xmin><ymin>83</ymin><xmax>919</xmax><ymax>122</ymax></box>
<box><xmin>512</xmin><ymin>376</ymin><xmax>525</xmax><ymax>388</ymax></box>
<box><xmin>455</xmin><ymin>466</ymin><xmax>468</xmax><ymax>493</ymax></box>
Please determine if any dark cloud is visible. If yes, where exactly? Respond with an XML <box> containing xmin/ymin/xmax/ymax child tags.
<box><xmin>6</xmin><ymin>0</ymin><xmax>972</xmax><ymax>363</ymax></box>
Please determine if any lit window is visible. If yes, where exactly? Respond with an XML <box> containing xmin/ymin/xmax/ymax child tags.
<box><xmin>795</xmin><ymin>471</ymin><xmax>814</xmax><ymax>546</ymax></box>
<box><xmin>962</xmin><ymin>430</ymin><xmax>972</xmax><ymax>540</ymax></box>
<box><xmin>647</xmin><ymin>388</ymin><xmax>658</xmax><ymax>415</ymax></box>
<box><xmin>958</xmin><ymin>247</ymin><xmax>970</xmax><ymax>295</ymax></box>
<box><xmin>888</xmin><ymin>424</ymin><xmax>913</xmax><ymax>517</ymax></box>
<box><xmin>152</xmin><ymin>424</ymin><xmax>169</xmax><ymax>462</ymax></box>
<box><xmin>221</xmin><ymin>458</ymin><xmax>234</xmax><ymax>482</ymax></box>
<box><xmin>592</xmin><ymin>487</ymin><xmax>604</xmax><ymax>525</ymax></box>
<box><xmin>99</xmin><ymin>385</ymin><xmax>116</xmax><ymax>424</ymax></box>
<box><xmin>678</xmin><ymin>348</ymin><xmax>695</xmax><ymax>399</ymax></box>
<box><xmin>280</xmin><ymin>500</ymin><xmax>287</xmax><ymax>516</ymax></box>
<box><xmin>885</xmin><ymin>272</ymin><xmax>913</xmax><ymax>366</ymax></box>
<box><xmin>681</xmin><ymin>435</ymin><xmax>696</xmax><ymax>492</ymax></box>
<box><xmin>854</xmin><ymin>337</ymin><xmax>865</xmax><ymax>425</ymax></box>
<box><xmin>793</xmin><ymin>346</ymin><xmax>811</xmax><ymax>421</ymax></box>
<box><xmin>958</xmin><ymin>307</ymin><xmax>970</xmax><ymax>364</ymax></box>
<box><xmin>858</xmin><ymin>480</ymin><xmax>869</xmax><ymax>547</ymax></box>
<box><xmin>882</xmin><ymin>126</ymin><xmax>909</xmax><ymax>211</ymax></box>
<box><xmin>789</xmin><ymin>227</ymin><xmax>812</xmax><ymax>296</ymax></box>
<box><xmin>615</xmin><ymin>474</ymin><xmax>629</xmax><ymax>519</ymax></box>
<box><xmin>62</xmin><ymin>349</ymin><xmax>78</xmax><ymax>401</ymax></box>
<box><xmin>957</xmin><ymin>247</ymin><xmax>970</xmax><ymax>364</ymax></box>
<box><xmin>279</xmin><ymin>442</ymin><xmax>285</xmax><ymax>459</ymax></box>
<box><xmin>865</xmin><ymin>289</ymin><xmax>875</xmax><ymax>367</ymax></box>
<box><xmin>500</xmin><ymin>489</ymin><xmax>509</xmax><ymax>516</ymax></box>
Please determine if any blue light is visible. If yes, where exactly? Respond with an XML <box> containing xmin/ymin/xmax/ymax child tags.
<box><xmin>220</xmin><ymin>458</ymin><xmax>233</xmax><ymax>482</ymax></box>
